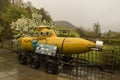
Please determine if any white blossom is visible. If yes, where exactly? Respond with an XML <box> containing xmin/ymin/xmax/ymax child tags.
<box><xmin>11</xmin><ymin>12</ymin><xmax>54</xmax><ymax>41</ymax></box>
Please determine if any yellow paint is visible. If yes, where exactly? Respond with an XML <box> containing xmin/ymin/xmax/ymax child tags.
<box><xmin>18</xmin><ymin>25</ymin><xmax>96</xmax><ymax>54</ymax></box>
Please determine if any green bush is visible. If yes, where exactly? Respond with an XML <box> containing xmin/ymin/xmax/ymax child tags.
<box><xmin>102</xmin><ymin>45</ymin><xmax>120</xmax><ymax>70</ymax></box>
<box><xmin>75</xmin><ymin>45</ymin><xmax>120</xmax><ymax>70</ymax></box>
<box><xmin>102</xmin><ymin>39</ymin><xmax>120</xmax><ymax>45</ymax></box>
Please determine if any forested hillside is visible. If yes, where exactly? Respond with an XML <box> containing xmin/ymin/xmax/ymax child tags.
<box><xmin>0</xmin><ymin>0</ymin><xmax>52</xmax><ymax>39</ymax></box>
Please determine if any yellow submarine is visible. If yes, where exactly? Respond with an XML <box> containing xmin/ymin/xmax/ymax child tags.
<box><xmin>18</xmin><ymin>25</ymin><xmax>103</xmax><ymax>54</ymax></box>
<box><xmin>18</xmin><ymin>25</ymin><xmax>103</xmax><ymax>74</ymax></box>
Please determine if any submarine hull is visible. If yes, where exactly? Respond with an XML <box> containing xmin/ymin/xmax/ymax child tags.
<box><xmin>18</xmin><ymin>37</ymin><xmax>96</xmax><ymax>54</ymax></box>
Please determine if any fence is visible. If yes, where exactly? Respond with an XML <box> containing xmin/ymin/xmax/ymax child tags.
<box><xmin>58</xmin><ymin>50</ymin><xmax>120</xmax><ymax>80</ymax></box>
<box><xmin>0</xmin><ymin>39</ymin><xmax>120</xmax><ymax>80</ymax></box>
<box><xmin>0</xmin><ymin>39</ymin><xmax>19</xmax><ymax>52</ymax></box>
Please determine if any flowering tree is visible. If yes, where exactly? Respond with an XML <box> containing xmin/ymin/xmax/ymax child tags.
<box><xmin>11</xmin><ymin>12</ymin><xmax>53</xmax><ymax>39</ymax></box>
<box><xmin>11</xmin><ymin>16</ymin><xmax>34</xmax><ymax>38</ymax></box>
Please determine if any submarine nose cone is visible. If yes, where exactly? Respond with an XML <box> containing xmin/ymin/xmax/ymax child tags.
<box><xmin>88</xmin><ymin>40</ymin><xmax>103</xmax><ymax>51</ymax></box>
<box><xmin>95</xmin><ymin>41</ymin><xmax>103</xmax><ymax>50</ymax></box>
<box><xmin>88</xmin><ymin>41</ymin><xmax>96</xmax><ymax>48</ymax></box>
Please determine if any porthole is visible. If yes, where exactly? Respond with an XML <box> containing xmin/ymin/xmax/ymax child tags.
<box><xmin>46</xmin><ymin>32</ymin><xmax>50</xmax><ymax>36</ymax></box>
<box><xmin>40</xmin><ymin>32</ymin><xmax>44</xmax><ymax>36</ymax></box>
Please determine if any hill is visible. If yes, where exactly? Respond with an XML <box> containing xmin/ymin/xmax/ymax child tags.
<box><xmin>53</xmin><ymin>21</ymin><xmax>79</xmax><ymax>37</ymax></box>
<box><xmin>54</xmin><ymin>21</ymin><xmax>77</xmax><ymax>28</ymax></box>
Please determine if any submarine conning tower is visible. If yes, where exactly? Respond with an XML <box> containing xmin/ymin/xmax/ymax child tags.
<box><xmin>34</xmin><ymin>25</ymin><xmax>57</xmax><ymax>38</ymax></box>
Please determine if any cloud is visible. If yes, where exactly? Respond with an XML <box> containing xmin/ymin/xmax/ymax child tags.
<box><xmin>23</xmin><ymin>0</ymin><xmax>120</xmax><ymax>32</ymax></box>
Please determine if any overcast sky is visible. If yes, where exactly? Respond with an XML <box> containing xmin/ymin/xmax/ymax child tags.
<box><xmin>23</xmin><ymin>0</ymin><xmax>120</xmax><ymax>32</ymax></box>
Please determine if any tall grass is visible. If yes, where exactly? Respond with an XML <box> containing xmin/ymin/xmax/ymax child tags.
<box><xmin>72</xmin><ymin>44</ymin><xmax>120</xmax><ymax>70</ymax></box>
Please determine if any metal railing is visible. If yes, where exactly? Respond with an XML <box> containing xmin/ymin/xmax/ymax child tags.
<box><xmin>0</xmin><ymin>39</ymin><xmax>120</xmax><ymax>80</ymax></box>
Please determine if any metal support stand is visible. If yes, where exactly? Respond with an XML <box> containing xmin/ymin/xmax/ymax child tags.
<box><xmin>76</xmin><ymin>53</ymin><xmax>79</xmax><ymax>80</ymax></box>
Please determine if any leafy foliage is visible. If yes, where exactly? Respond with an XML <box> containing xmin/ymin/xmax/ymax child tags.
<box><xmin>92</xmin><ymin>22</ymin><xmax>101</xmax><ymax>38</ymax></box>
<box><xmin>11</xmin><ymin>13</ymin><xmax>41</xmax><ymax>39</ymax></box>
<box><xmin>0</xmin><ymin>0</ymin><xmax>53</xmax><ymax>40</ymax></box>
<box><xmin>1</xmin><ymin>4</ymin><xmax>30</xmax><ymax>23</ymax></box>
<box><xmin>103</xmin><ymin>30</ymin><xmax>120</xmax><ymax>39</ymax></box>
<box><xmin>102</xmin><ymin>39</ymin><xmax>120</xmax><ymax>45</ymax></box>
<box><xmin>38</xmin><ymin>8</ymin><xmax>52</xmax><ymax>23</ymax></box>
<box><xmin>0</xmin><ymin>0</ymin><xmax>10</xmax><ymax>12</ymax></box>
<box><xmin>11</xmin><ymin>12</ymin><xmax>54</xmax><ymax>40</ymax></box>
<box><xmin>76</xmin><ymin>27</ymin><xmax>95</xmax><ymax>38</ymax></box>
